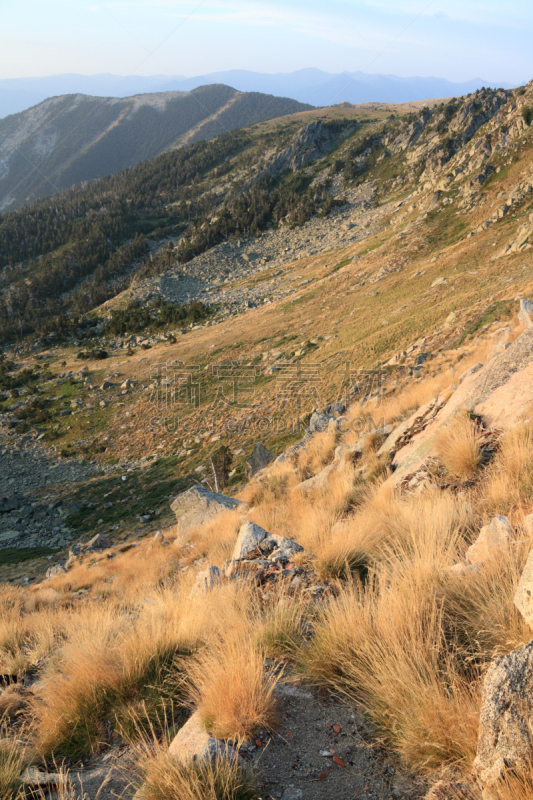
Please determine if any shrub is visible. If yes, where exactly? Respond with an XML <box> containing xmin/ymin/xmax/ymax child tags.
<box><xmin>77</xmin><ymin>349</ymin><xmax>108</xmax><ymax>360</ymax></box>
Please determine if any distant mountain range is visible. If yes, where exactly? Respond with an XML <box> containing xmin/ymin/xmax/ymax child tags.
<box><xmin>0</xmin><ymin>84</ymin><xmax>312</xmax><ymax>212</ymax></box>
<box><xmin>0</xmin><ymin>70</ymin><xmax>518</xmax><ymax>120</ymax></box>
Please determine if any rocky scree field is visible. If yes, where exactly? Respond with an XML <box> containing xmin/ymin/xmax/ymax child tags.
<box><xmin>2</xmin><ymin>82</ymin><xmax>533</xmax><ymax>799</ymax></box>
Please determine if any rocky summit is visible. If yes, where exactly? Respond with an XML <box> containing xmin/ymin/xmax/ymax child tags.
<box><xmin>2</xmin><ymin>81</ymin><xmax>533</xmax><ymax>800</ymax></box>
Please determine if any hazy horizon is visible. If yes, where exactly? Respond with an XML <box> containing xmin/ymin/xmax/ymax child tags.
<box><xmin>2</xmin><ymin>1</ymin><xmax>531</xmax><ymax>85</ymax></box>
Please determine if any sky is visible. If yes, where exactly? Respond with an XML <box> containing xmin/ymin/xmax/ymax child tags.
<box><xmin>0</xmin><ymin>0</ymin><xmax>531</xmax><ymax>83</ymax></box>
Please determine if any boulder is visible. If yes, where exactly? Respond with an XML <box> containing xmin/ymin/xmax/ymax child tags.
<box><xmin>466</xmin><ymin>516</ymin><xmax>512</xmax><ymax>564</ymax></box>
<box><xmin>322</xmin><ymin>401</ymin><xmax>346</xmax><ymax>418</ymax></box>
<box><xmin>168</xmin><ymin>711</ymin><xmax>236</xmax><ymax>765</ymax></box>
<box><xmin>474</xmin><ymin>641</ymin><xmax>533</xmax><ymax>786</ymax></box>
<box><xmin>245</xmin><ymin>442</ymin><xmax>275</xmax><ymax>478</ymax></box>
<box><xmin>307</xmin><ymin>411</ymin><xmax>337</xmax><ymax>434</ymax></box>
<box><xmin>46</xmin><ymin>564</ymin><xmax>67</xmax><ymax>580</ymax></box>
<box><xmin>84</xmin><ymin>533</ymin><xmax>113</xmax><ymax>552</ymax></box>
<box><xmin>66</xmin><ymin>500</ymin><xmax>85</xmax><ymax>515</ymax></box>
<box><xmin>231</xmin><ymin>521</ymin><xmax>304</xmax><ymax>563</ymax></box>
<box><xmin>232</xmin><ymin>521</ymin><xmax>269</xmax><ymax>559</ymax></box>
<box><xmin>171</xmin><ymin>486</ymin><xmax>243</xmax><ymax>543</ymax></box>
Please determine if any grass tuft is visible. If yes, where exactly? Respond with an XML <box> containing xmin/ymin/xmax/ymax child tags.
<box><xmin>436</xmin><ymin>415</ymin><xmax>484</xmax><ymax>480</ymax></box>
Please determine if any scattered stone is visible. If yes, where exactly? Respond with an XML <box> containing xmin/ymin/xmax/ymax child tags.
<box><xmin>281</xmin><ymin>789</ymin><xmax>303</xmax><ymax>800</ymax></box>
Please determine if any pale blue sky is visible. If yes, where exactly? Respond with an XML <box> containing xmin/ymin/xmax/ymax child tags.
<box><xmin>1</xmin><ymin>0</ymin><xmax>531</xmax><ymax>82</ymax></box>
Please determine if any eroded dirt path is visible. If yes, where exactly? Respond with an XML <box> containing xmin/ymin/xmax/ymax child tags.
<box><xmin>245</xmin><ymin>684</ymin><xmax>423</xmax><ymax>800</ymax></box>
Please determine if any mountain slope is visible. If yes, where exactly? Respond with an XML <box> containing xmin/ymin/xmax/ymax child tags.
<box><xmin>0</xmin><ymin>84</ymin><xmax>312</xmax><ymax>212</ymax></box>
<box><xmin>1</xmin><ymin>81</ymin><xmax>533</xmax><ymax>351</ymax></box>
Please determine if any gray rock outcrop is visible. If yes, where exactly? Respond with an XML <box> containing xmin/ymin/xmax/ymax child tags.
<box><xmin>514</xmin><ymin>531</ymin><xmax>533</xmax><ymax>628</ymax></box>
<box><xmin>474</xmin><ymin>640</ymin><xmax>533</xmax><ymax>786</ymax></box>
<box><xmin>518</xmin><ymin>298</ymin><xmax>533</xmax><ymax>328</ymax></box>
<box><xmin>245</xmin><ymin>442</ymin><xmax>274</xmax><ymax>478</ymax></box>
<box><xmin>171</xmin><ymin>485</ymin><xmax>243</xmax><ymax>542</ymax></box>
<box><xmin>232</xmin><ymin>521</ymin><xmax>303</xmax><ymax>562</ymax></box>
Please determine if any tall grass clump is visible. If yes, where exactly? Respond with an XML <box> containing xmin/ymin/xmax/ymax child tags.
<box><xmin>32</xmin><ymin>606</ymin><xmax>187</xmax><ymax>758</ymax></box>
<box><xmin>138</xmin><ymin>749</ymin><xmax>258</xmax><ymax>800</ymax></box>
<box><xmin>0</xmin><ymin>727</ymin><xmax>26</xmax><ymax>800</ymax></box>
<box><xmin>187</xmin><ymin>632</ymin><xmax>279</xmax><ymax>740</ymax></box>
<box><xmin>299</xmin><ymin>571</ymin><xmax>480</xmax><ymax>771</ymax></box>
<box><xmin>483</xmin><ymin>422</ymin><xmax>533</xmax><ymax>518</ymax></box>
<box><xmin>436</xmin><ymin>415</ymin><xmax>483</xmax><ymax>480</ymax></box>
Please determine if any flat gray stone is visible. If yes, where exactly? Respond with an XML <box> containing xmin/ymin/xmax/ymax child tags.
<box><xmin>23</xmin><ymin>766</ymin><xmax>128</xmax><ymax>800</ymax></box>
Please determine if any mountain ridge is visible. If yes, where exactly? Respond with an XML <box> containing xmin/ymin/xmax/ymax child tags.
<box><xmin>0</xmin><ymin>70</ymin><xmax>517</xmax><ymax>119</ymax></box>
<box><xmin>0</xmin><ymin>84</ymin><xmax>312</xmax><ymax>212</ymax></box>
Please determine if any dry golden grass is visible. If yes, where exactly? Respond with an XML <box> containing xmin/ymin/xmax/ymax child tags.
<box><xmin>239</xmin><ymin>461</ymin><xmax>299</xmax><ymax>507</ymax></box>
<box><xmin>442</xmin><ymin>542</ymin><xmax>531</xmax><ymax>662</ymax></box>
<box><xmin>46</xmin><ymin>536</ymin><xmax>182</xmax><ymax>601</ymax></box>
<box><xmin>299</xmin><ymin>570</ymin><xmax>480</xmax><ymax>771</ymax></box>
<box><xmin>185</xmin><ymin>510</ymin><xmax>243</xmax><ymax>568</ymax></box>
<box><xmin>137</xmin><ymin>747</ymin><xmax>258</xmax><ymax>800</ymax></box>
<box><xmin>2</xmin><ymin>320</ymin><xmax>533</xmax><ymax>785</ymax></box>
<box><xmin>0</xmin><ymin>725</ymin><xmax>26</xmax><ymax>800</ymax></box>
<box><xmin>436</xmin><ymin>415</ymin><xmax>484</xmax><ymax>479</ymax></box>
<box><xmin>0</xmin><ymin>686</ymin><xmax>27</xmax><ymax>722</ymax></box>
<box><xmin>297</xmin><ymin>428</ymin><xmax>337</xmax><ymax>478</ymax></box>
<box><xmin>188</xmin><ymin>631</ymin><xmax>279</xmax><ymax>740</ymax></box>
<box><xmin>483</xmin><ymin>422</ymin><xmax>533</xmax><ymax>519</ymax></box>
